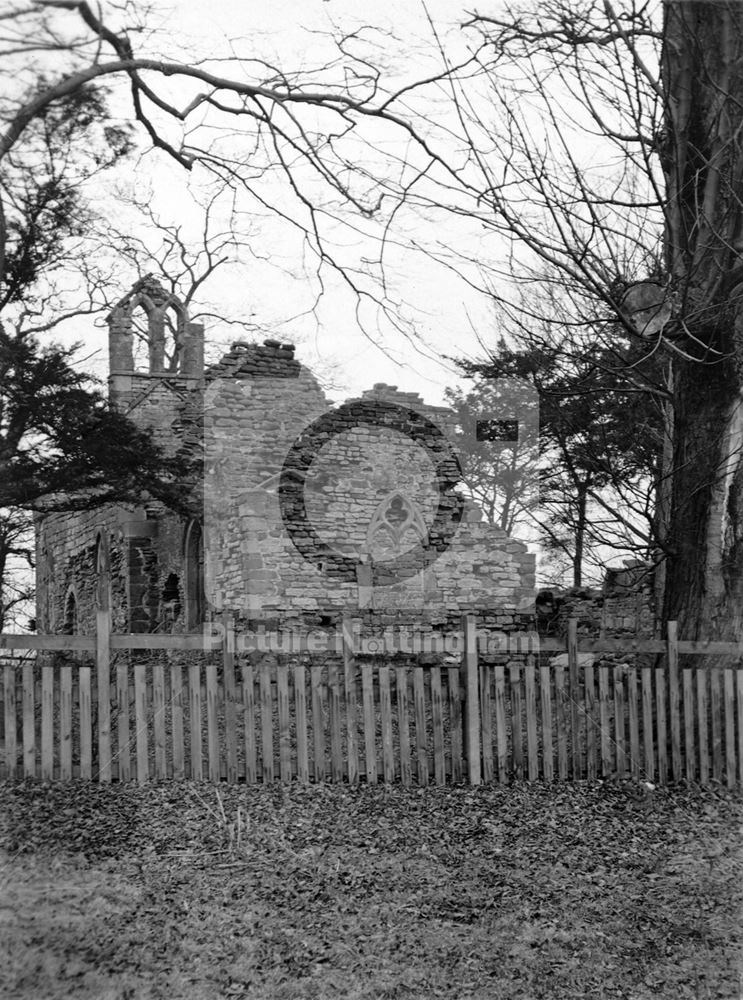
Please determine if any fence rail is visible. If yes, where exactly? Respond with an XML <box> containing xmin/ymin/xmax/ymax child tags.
<box><xmin>1</xmin><ymin>612</ymin><xmax>742</xmax><ymax>786</ymax></box>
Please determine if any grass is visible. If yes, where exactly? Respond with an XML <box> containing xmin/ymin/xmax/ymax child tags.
<box><xmin>0</xmin><ymin>779</ymin><xmax>741</xmax><ymax>999</ymax></box>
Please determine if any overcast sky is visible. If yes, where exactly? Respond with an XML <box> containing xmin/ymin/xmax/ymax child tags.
<box><xmin>76</xmin><ymin>0</ymin><xmax>509</xmax><ymax>404</ymax></box>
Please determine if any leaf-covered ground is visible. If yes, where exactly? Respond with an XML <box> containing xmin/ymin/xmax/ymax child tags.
<box><xmin>0</xmin><ymin>780</ymin><xmax>741</xmax><ymax>999</ymax></box>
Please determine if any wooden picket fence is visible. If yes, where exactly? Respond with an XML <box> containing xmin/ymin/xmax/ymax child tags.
<box><xmin>1</xmin><ymin>613</ymin><xmax>742</xmax><ymax>786</ymax></box>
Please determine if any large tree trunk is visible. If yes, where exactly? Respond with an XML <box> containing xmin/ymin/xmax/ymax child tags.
<box><xmin>662</xmin><ymin>1</ymin><xmax>743</xmax><ymax>641</ymax></box>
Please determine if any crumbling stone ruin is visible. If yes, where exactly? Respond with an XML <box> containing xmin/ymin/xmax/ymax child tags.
<box><xmin>535</xmin><ymin>560</ymin><xmax>655</xmax><ymax>640</ymax></box>
<box><xmin>35</xmin><ymin>276</ymin><xmax>536</xmax><ymax>639</ymax></box>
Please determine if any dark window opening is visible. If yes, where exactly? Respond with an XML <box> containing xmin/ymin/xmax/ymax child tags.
<box><xmin>63</xmin><ymin>590</ymin><xmax>78</xmax><ymax>635</ymax></box>
<box><xmin>184</xmin><ymin>521</ymin><xmax>205</xmax><ymax>630</ymax></box>
<box><xmin>95</xmin><ymin>533</ymin><xmax>110</xmax><ymax>611</ymax></box>
<box><xmin>161</xmin><ymin>572</ymin><xmax>182</xmax><ymax>625</ymax></box>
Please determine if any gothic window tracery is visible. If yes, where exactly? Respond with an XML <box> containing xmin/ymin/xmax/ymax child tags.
<box><xmin>109</xmin><ymin>275</ymin><xmax>189</xmax><ymax>373</ymax></box>
<box><xmin>366</xmin><ymin>492</ymin><xmax>427</xmax><ymax>560</ymax></box>
<box><xmin>130</xmin><ymin>291</ymin><xmax>187</xmax><ymax>373</ymax></box>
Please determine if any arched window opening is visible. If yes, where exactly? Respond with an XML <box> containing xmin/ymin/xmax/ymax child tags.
<box><xmin>184</xmin><ymin>520</ymin><xmax>205</xmax><ymax>630</ymax></box>
<box><xmin>365</xmin><ymin>492</ymin><xmax>431</xmax><ymax>604</ymax></box>
<box><xmin>63</xmin><ymin>588</ymin><xmax>78</xmax><ymax>636</ymax></box>
<box><xmin>130</xmin><ymin>301</ymin><xmax>155</xmax><ymax>372</ymax></box>
<box><xmin>161</xmin><ymin>572</ymin><xmax>182</xmax><ymax>627</ymax></box>
<box><xmin>163</xmin><ymin>301</ymin><xmax>186</xmax><ymax>372</ymax></box>
<box><xmin>129</xmin><ymin>293</ymin><xmax>186</xmax><ymax>374</ymax></box>
<box><xmin>108</xmin><ymin>275</ymin><xmax>191</xmax><ymax>377</ymax></box>
<box><xmin>95</xmin><ymin>532</ymin><xmax>111</xmax><ymax>611</ymax></box>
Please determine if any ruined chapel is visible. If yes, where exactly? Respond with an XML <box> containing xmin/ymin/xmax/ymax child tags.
<box><xmin>35</xmin><ymin>277</ymin><xmax>535</xmax><ymax>637</ymax></box>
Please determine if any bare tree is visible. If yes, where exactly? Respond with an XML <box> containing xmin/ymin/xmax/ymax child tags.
<box><xmin>3</xmin><ymin>0</ymin><xmax>742</xmax><ymax>644</ymax></box>
<box><xmin>0</xmin><ymin>1</ymin><xmax>469</xmax><ymax>345</ymax></box>
<box><xmin>444</xmin><ymin>376</ymin><xmax>540</xmax><ymax>536</ymax></box>
<box><xmin>657</xmin><ymin>3</ymin><xmax>743</xmax><ymax>639</ymax></box>
<box><xmin>93</xmin><ymin>191</ymin><xmax>259</xmax><ymax>369</ymax></box>
<box><xmin>0</xmin><ymin>0</ymin><xmax>454</xmax><ymax>625</ymax></box>
<box><xmin>432</xmin><ymin>1</ymin><xmax>742</xmax><ymax>640</ymax></box>
<box><xmin>453</xmin><ymin>295</ymin><xmax>665</xmax><ymax>587</ymax></box>
<box><xmin>91</xmin><ymin>192</ymin><xmax>346</xmax><ymax>391</ymax></box>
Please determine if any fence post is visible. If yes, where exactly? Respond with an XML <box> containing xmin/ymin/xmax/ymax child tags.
<box><xmin>23</xmin><ymin>657</ymin><xmax>35</xmax><ymax>777</ymax></box>
<box><xmin>667</xmin><ymin>620</ymin><xmax>681</xmax><ymax>781</ymax></box>
<box><xmin>462</xmin><ymin>614</ymin><xmax>481</xmax><ymax>785</ymax></box>
<box><xmin>567</xmin><ymin>619</ymin><xmax>581</xmax><ymax>778</ymax></box>
<box><xmin>40</xmin><ymin>651</ymin><xmax>54</xmax><ymax>781</ymax></box>
<box><xmin>342</xmin><ymin>615</ymin><xmax>359</xmax><ymax>786</ymax></box>
<box><xmin>222</xmin><ymin>613</ymin><xmax>238</xmax><ymax>783</ymax></box>
<box><xmin>96</xmin><ymin>608</ymin><xmax>112</xmax><ymax>783</ymax></box>
<box><xmin>4</xmin><ymin>658</ymin><xmax>17</xmax><ymax>779</ymax></box>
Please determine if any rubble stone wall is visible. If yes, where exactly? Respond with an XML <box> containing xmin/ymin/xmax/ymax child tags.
<box><xmin>34</xmin><ymin>278</ymin><xmax>536</xmax><ymax>638</ymax></box>
<box><xmin>202</xmin><ymin>343</ymin><xmax>534</xmax><ymax>626</ymax></box>
<box><xmin>536</xmin><ymin>573</ymin><xmax>655</xmax><ymax>641</ymax></box>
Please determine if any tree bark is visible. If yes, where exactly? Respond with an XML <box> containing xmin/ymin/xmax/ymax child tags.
<box><xmin>662</xmin><ymin>2</ymin><xmax>743</xmax><ymax>641</ymax></box>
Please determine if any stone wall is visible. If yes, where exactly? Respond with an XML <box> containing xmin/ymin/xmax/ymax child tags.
<box><xmin>35</xmin><ymin>507</ymin><xmax>126</xmax><ymax>635</ymax></box>
<box><xmin>202</xmin><ymin>343</ymin><xmax>534</xmax><ymax>627</ymax></box>
<box><xmin>35</xmin><ymin>277</ymin><xmax>536</xmax><ymax>637</ymax></box>
<box><xmin>535</xmin><ymin>563</ymin><xmax>655</xmax><ymax>639</ymax></box>
<box><xmin>35</xmin><ymin>504</ymin><xmax>191</xmax><ymax>635</ymax></box>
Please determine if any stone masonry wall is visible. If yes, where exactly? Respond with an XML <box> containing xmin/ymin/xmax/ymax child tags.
<box><xmin>536</xmin><ymin>568</ymin><xmax>655</xmax><ymax>640</ymax></box>
<box><xmin>36</xmin><ymin>507</ymin><xmax>127</xmax><ymax>634</ymax></box>
<box><xmin>36</xmin><ymin>504</ymin><xmax>193</xmax><ymax>636</ymax></box>
<box><xmin>35</xmin><ymin>282</ymin><xmax>537</xmax><ymax>637</ymax></box>
<box><xmin>201</xmin><ymin>342</ymin><xmax>535</xmax><ymax>628</ymax></box>
<box><xmin>108</xmin><ymin>375</ymin><xmax>199</xmax><ymax>455</ymax></box>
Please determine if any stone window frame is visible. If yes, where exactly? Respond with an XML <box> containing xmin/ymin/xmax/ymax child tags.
<box><xmin>122</xmin><ymin>285</ymin><xmax>189</xmax><ymax>373</ymax></box>
<box><xmin>365</xmin><ymin>491</ymin><xmax>439</xmax><ymax>601</ymax></box>
<box><xmin>366</xmin><ymin>491</ymin><xmax>428</xmax><ymax>555</ymax></box>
